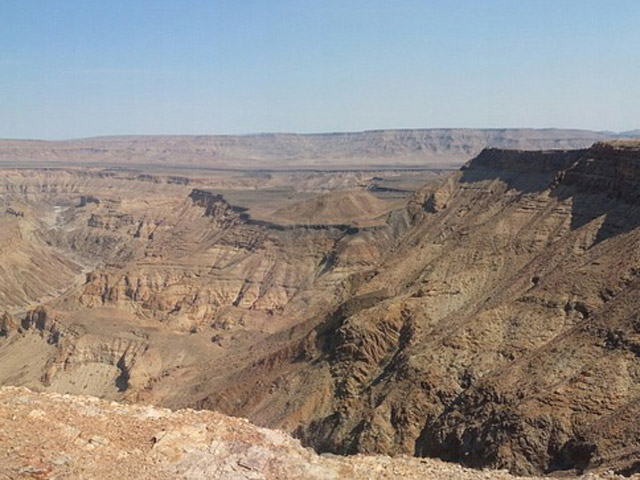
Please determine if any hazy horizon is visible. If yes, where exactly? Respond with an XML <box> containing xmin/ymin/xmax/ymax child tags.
<box><xmin>3</xmin><ymin>126</ymin><xmax>640</xmax><ymax>143</ymax></box>
<box><xmin>2</xmin><ymin>0</ymin><xmax>639</xmax><ymax>139</ymax></box>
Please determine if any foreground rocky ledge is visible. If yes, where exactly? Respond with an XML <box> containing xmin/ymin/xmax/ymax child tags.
<box><xmin>0</xmin><ymin>387</ymin><xmax>626</xmax><ymax>480</ymax></box>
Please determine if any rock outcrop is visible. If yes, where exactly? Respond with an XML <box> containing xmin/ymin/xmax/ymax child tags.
<box><xmin>0</xmin><ymin>386</ymin><xmax>624</xmax><ymax>480</ymax></box>
<box><xmin>0</xmin><ymin>312</ymin><xmax>17</xmax><ymax>337</ymax></box>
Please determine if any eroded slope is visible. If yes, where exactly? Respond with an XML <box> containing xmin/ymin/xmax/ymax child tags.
<box><xmin>0</xmin><ymin>168</ymin><xmax>408</xmax><ymax>406</ymax></box>
<box><xmin>195</xmin><ymin>142</ymin><xmax>640</xmax><ymax>476</ymax></box>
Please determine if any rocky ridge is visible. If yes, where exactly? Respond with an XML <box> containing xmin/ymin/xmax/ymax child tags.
<box><xmin>0</xmin><ymin>386</ymin><xmax>626</xmax><ymax>480</ymax></box>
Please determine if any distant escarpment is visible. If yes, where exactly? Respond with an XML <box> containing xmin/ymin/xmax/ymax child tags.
<box><xmin>0</xmin><ymin>128</ymin><xmax>627</xmax><ymax>170</ymax></box>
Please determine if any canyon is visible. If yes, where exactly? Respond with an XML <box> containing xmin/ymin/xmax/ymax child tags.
<box><xmin>1</xmin><ymin>132</ymin><xmax>640</xmax><ymax>478</ymax></box>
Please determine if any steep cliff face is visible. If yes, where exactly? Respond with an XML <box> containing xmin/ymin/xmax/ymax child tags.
<box><xmin>188</xmin><ymin>189</ymin><xmax>249</xmax><ymax>223</ymax></box>
<box><xmin>197</xmin><ymin>142</ymin><xmax>640</xmax><ymax>476</ymax></box>
<box><xmin>561</xmin><ymin>142</ymin><xmax>640</xmax><ymax>203</ymax></box>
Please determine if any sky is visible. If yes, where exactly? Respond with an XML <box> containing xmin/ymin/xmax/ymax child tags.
<box><xmin>1</xmin><ymin>0</ymin><xmax>639</xmax><ymax>139</ymax></box>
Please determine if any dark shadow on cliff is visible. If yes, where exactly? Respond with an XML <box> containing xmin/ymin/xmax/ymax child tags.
<box><xmin>552</xmin><ymin>188</ymin><xmax>640</xmax><ymax>244</ymax></box>
<box><xmin>459</xmin><ymin>146</ymin><xmax>640</xmax><ymax>246</ymax></box>
<box><xmin>459</xmin><ymin>148</ymin><xmax>584</xmax><ymax>194</ymax></box>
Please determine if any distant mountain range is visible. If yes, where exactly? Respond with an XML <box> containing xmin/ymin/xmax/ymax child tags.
<box><xmin>0</xmin><ymin>128</ymin><xmax>637</xmax><ymax>170</ymax></box>
<box><xmin>616</xmin><ymin>129</ymin><xmax>640</xmax><ymax>137</ymax></box>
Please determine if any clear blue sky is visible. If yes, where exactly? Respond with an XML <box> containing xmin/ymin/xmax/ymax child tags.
<box><xmin>1</xmin><ymin>0</ymin><xmax>639</xmax><ymax>139</ymax></box>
